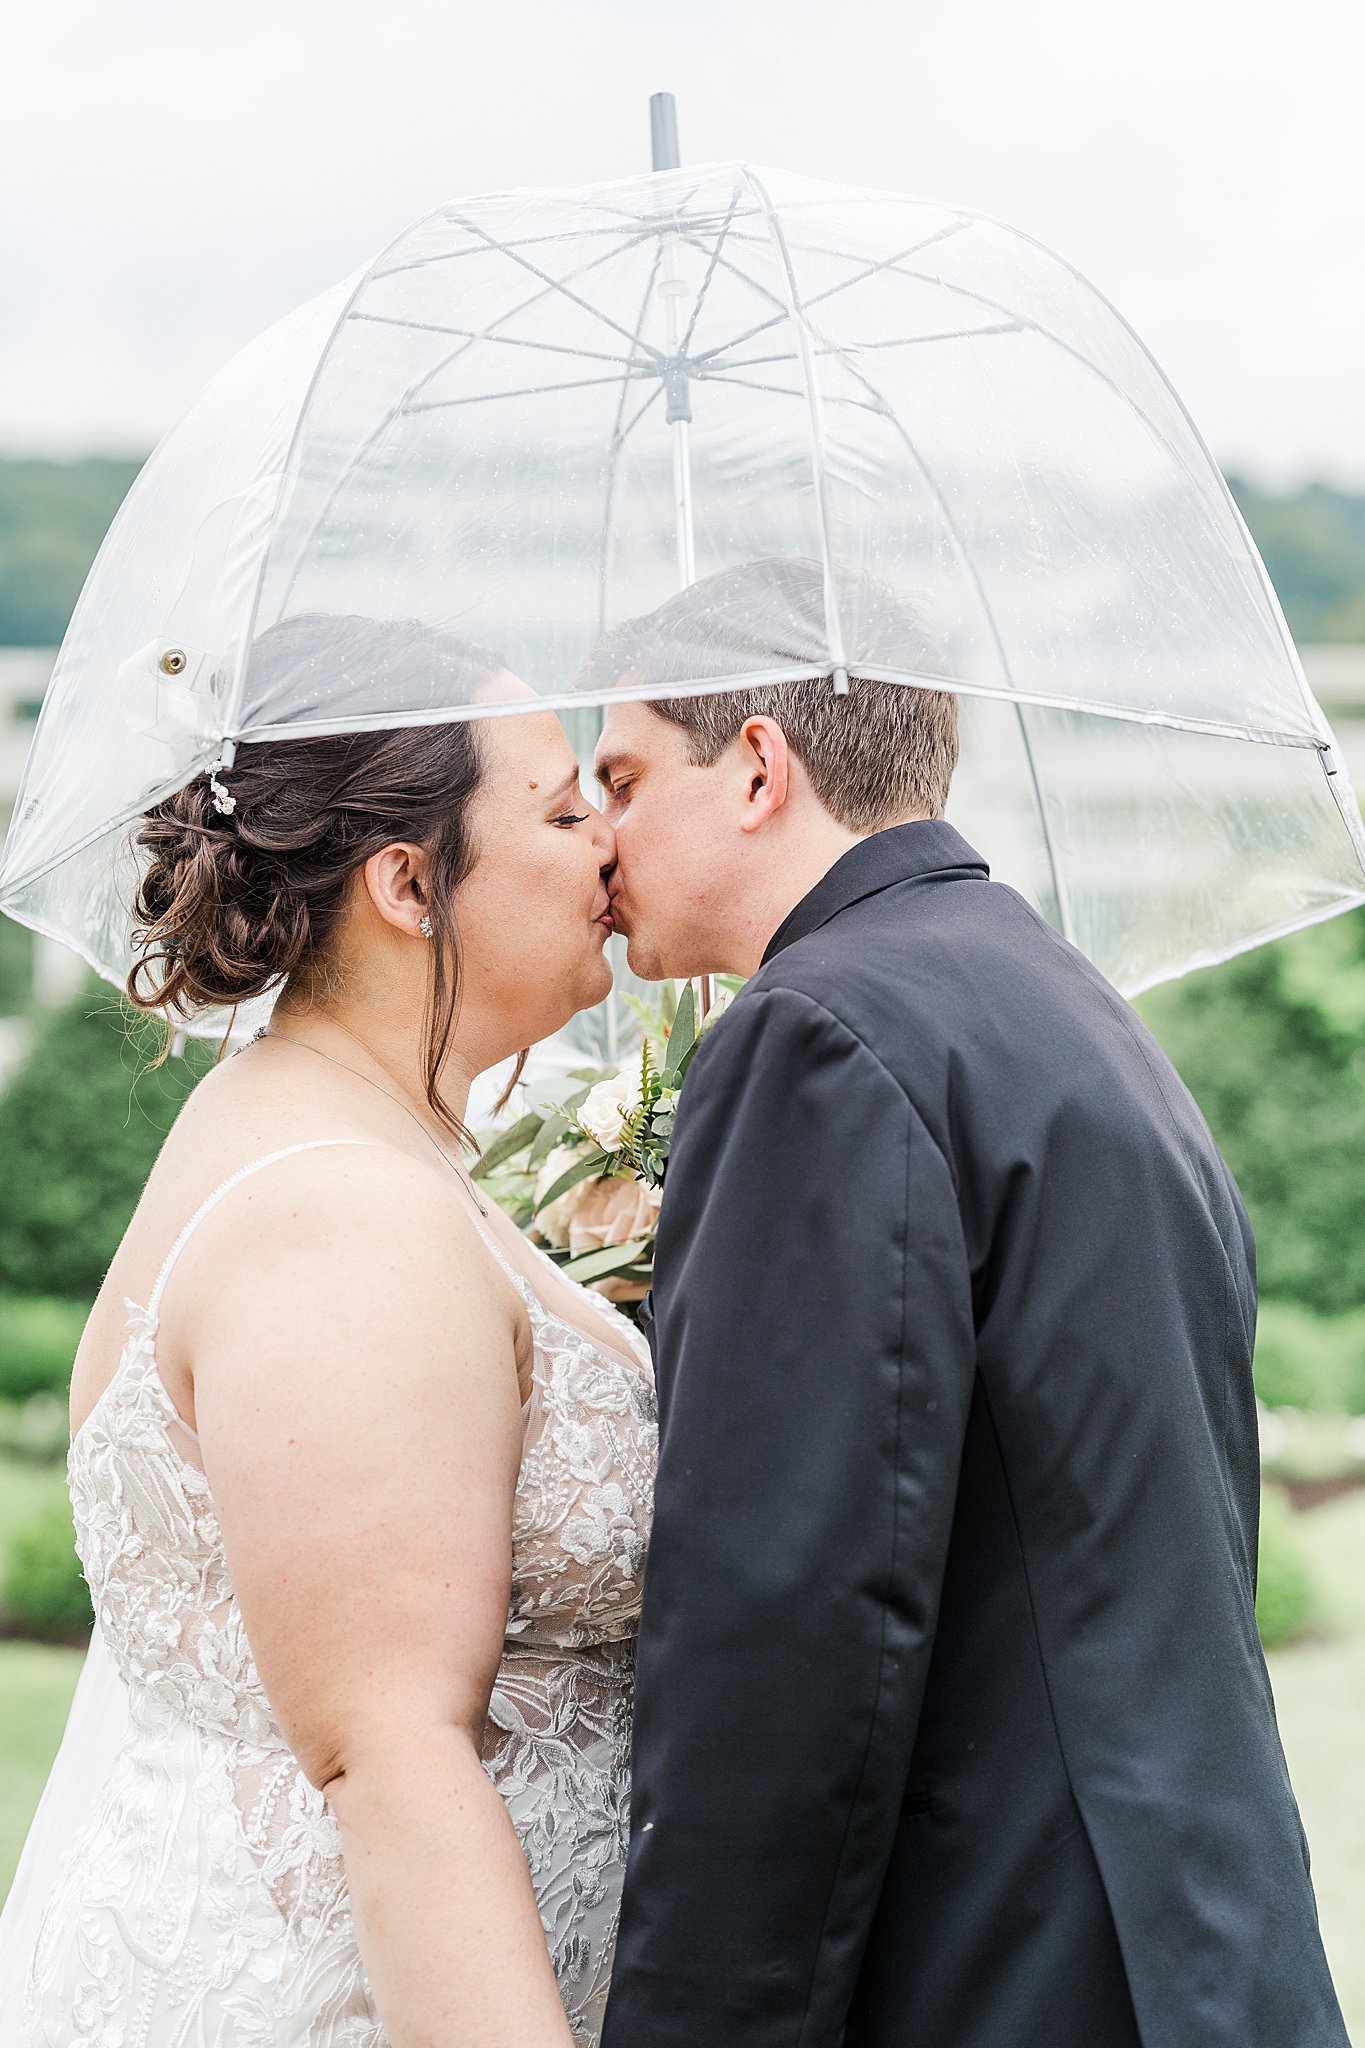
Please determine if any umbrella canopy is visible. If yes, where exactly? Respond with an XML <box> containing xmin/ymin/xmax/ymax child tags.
<box><xmin>3</xmin><ymin>161</ymin><xmax>1362</xmax><ymax>1021</ymax></box>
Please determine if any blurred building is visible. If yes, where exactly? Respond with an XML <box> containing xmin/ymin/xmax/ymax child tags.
<box><xmin>1</xmin><ymin>640</ymin><xmax>1363</xmax><ymax>1026</ymax></box>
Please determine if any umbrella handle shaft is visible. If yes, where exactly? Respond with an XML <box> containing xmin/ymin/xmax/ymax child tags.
<box><xmin>671</xmin><ymin>420</ymin><xmax>696</xmax><ymax>587</ymax></box>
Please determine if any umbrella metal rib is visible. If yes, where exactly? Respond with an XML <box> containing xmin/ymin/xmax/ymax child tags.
<box><xmin>834</xmin><ymin>338</ymin><xmax>1076</xmax><ymax>938</ymax></box>
<box><xmin>442</xmin><ymin>209</ymin><xmax>670</xmax><ymax>359</ymax></box>
<box><xmin>688</xmin><ymin>215</ymin><xmax>976</xmax><ymax>364</ymax></box>
<box><xmin>663</xmin><ymin>228</ymin><xmax>1221</xmax><ymax>516</ymax></box>
<box><xmin>267</xmin><ymin>231</ymin><xmax>644</xmax><ymax>618</ymax></box>
<box><xmin>348</xmin><ymin>312</ymin><xmax>642</xmax><ymax>369</ymax></box>
<box><xmin>674</xmin><ymin>183</ymin><xmax>746</xmax><ymax>358</ymax></box>
<box><xmin>405</xmin><ymin>371</ymin><xmax>659</xmax><ymax>412</ymax></box>
<box><xmin>368</xmin><ymin>215</ymin><xmax>680</xmax><ymax>280</ymax></box>
<box><xmin>599</xmin><ymin>240</ymin><xmax>669</xmax><ymax>628</ymax></box>
<box><xmin>745</xmin><ymin>167</ymin><xmax>850</xmax><ymax>684</ymax></box>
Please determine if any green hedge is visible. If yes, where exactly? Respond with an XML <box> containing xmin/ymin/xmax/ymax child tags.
<box><xmin>0</xmin><ymin>1293</ymin><xmax>88</xmax><ymax>1402</ymax></box>
<box><xmin>0</xmin><ymin>991</ymin><xmax>212</xmax><ymax>1300</ymax></box>
<box><xmin>0</xmin><ymin>1394</ymin><xmax>71</xmax><ymax>1463</ymax></box>
<box><xmin>1255</xmin><ymin>1301</ymin><xmax>1365</xmax><ymax>1415</ymax></box>
<box><xmin>1255</xmin><ymin>1486</ymin><xmax>1317</xmax><ymax>1650</ymax></box>
<box><xmin>1138</xmin><ymin>912</ymin><xmax>1365</xmax><ymax>1316</ymax></box>
<box><xmin>1</xmin><ymin>1492</ymin><xmax>91</xmax><ymax>1640</ymax></box>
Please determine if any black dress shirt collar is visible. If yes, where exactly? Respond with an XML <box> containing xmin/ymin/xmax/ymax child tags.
<box><xmin>762</xmin><ymin>819</ymin><xmax>990</xmax><ymax>965</ymax></box>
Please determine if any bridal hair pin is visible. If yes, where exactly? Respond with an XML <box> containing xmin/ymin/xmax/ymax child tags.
<box><xmin>207</xmin><ymin>760</ymin><xmax>236</xmax><ymax>817</ymax></box>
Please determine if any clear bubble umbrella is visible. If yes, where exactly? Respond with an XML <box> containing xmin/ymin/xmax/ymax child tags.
<box><xmin>3</xmin><ymin>131</ymin><xmax>1363</xmax><ymax>1041</ymax></box>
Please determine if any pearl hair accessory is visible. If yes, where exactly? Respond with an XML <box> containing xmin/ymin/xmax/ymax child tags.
<box><xmin>207</xmin><ymin>761</ymin><xmax>236</xmax><ymax>816</ymax></box>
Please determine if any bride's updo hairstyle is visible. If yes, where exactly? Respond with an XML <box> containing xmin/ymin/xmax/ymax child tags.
<box><xmin>127</xmin><ymin>614</ymin><xmax>505</xmax><ymax>1130</ymax></box>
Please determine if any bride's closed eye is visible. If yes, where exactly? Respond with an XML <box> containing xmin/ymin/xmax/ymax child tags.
<box><xmin>552</xmin><ymin>808</ymin><xmax>591</xmax><ymax>828</ymax></box>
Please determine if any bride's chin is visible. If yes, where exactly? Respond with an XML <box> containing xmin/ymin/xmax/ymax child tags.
<box><xmin>529</xmin><ymin>960</ymin><xmax>614</xmax><ymax>1045</ymax></box>
<box><xmin>574</xmin><ymin>953</ymin><xmax>614</xmax><ymax>1016</ymax></box>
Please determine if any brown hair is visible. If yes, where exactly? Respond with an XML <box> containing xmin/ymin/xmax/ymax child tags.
<box><xmin>127</xmin><ymin>614</ymin><xmax>504</xmax><ymax>1134</ymax></box>
<box><xmin>576</xmin><ymin>556</ymin><xmax>960</xmax><ymax>832</ymax></box>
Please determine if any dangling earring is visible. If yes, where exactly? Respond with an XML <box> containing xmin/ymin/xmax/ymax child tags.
<box><xmin>419</xmin><ymin>915</ymin><xmax>434</xmax><ymax>940</ymax></box>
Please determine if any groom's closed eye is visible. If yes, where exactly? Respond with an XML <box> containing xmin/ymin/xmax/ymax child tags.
<box><xmin>595</xmin><ymin>756</ymin><xmax>636</xmax><ymax>804</ymax></box>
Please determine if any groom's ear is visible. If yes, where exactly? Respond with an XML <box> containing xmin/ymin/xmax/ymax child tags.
<box><xmin>736</xmin><ymin>716</ymin><xmax>792</xmax><ymax>834</ymax></box>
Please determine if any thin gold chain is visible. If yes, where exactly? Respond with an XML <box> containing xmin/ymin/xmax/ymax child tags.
<box><xmin>255</xmin><ymin>1025</ymin><xmax>490</xmax><ymax>1217</ymax></box>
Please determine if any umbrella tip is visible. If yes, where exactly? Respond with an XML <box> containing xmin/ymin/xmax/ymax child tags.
<box><xmin>650</xmin><ymin>92</ymin><xmax>681</xmax><ymax>173</ymax></box>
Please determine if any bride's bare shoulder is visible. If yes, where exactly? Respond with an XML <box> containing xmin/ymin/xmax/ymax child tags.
<box><xmin>107</xmin><ymin>1048</ymin><xmax>502</xmax><ymax>1330</ymax></box>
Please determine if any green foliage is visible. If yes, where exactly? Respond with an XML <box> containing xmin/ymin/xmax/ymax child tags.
<box><xmin>1138</xmin><ymin>911</ymin><xmax>1365</xmax><ymax>1316</ymax></box>
<box><xmin>1228</xmin><ymin>476</ymin><xmax>1365</xmax><ymax>642</ymax></box>
<box><xmin>0</xmin><ymin>915</ymin><xmax>34</xmax><ymax>1017</ymax></box>
<box><xmin>0</xmin><ymin>456</ymin><xmax>141</xmax><ymax>646</ymax></box>
<box><xmin>1255</xmin><ymin>1486</ymin><xmax>1317</xmax><ymax>1650</ymax></box>
<box><xmin>0</xmin><ymin>1294</ymin><xmax>89</xmax><ymax>1402</ymax></box>
<box><xmin>0</xmin><ymin>990</ymin><xmax>213</xmax><ymax>1300</ymax></box>
<box><xmin>0</xmin><ymin>1395</ymin><xmax>71</xmax><ymax>1464</ymax></box>
<box><xmin>1255</xmin><ymin>1301</ymin><xmax>1365</xmax><ymax>1414</ymax></box>
<box><xmin>0</xmin><ymin>1640</ymin><xmax>87</xmax><ymax>1894</ymax></box>
<box><xmin>1</xmin><ymin>1492</ymin><xmax>92</xmax><ymax>1640</ymax></box>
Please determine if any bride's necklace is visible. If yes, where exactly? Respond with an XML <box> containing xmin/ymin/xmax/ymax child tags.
<box><xmin>257</xmin><ymin>1022</ymin><xmax>490</xmax><ymax>1218</ymax></box>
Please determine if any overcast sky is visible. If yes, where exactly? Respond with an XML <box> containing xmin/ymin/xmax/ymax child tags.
<box><xmin>4</xmin><ymin>0</ymin><xmax>1363</xmax><ymax>485</ymax></box>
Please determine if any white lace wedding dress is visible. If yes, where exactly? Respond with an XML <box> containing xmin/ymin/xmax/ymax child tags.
<box><xmin>12</xmin><ymin>1140</ymin><xmax>658</xmax><ymax>2047</ymax></box>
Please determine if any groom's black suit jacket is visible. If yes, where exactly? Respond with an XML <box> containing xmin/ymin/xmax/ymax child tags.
<box><xmin>600</xmin><ymin>821</ymin><xmax>1346</xmax><ymax>2048</ymax></box>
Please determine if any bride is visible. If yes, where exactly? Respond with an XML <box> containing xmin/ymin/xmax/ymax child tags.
<box><xmin>3</xmin><ymin>615</ymin><xmax>657</xmax><ymax>2046</ymax></box>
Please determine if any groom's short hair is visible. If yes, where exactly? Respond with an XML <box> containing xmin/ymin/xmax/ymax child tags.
<box><xmin>575</xmin><ymin>557</ymin><xmax>960</xmax><ymax>832</ymax></box>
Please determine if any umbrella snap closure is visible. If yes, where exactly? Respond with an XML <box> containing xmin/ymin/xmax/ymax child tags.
<box><xmin>159</xmin><ymin>648</ymin><xmax>188</xmax><ymax>677</ymax></box>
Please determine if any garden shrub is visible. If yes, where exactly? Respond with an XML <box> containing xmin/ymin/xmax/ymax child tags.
<box><xmin>1139</xmin><ymin>911</ymin><xmax>1365</xmax><ymax>1317</ymax></box>
<box><xmin>1254</xmin><ymin>1301</ymin><xmax>1365</xmax><ymax>1415</ymax></box>
<box><xmin>0</xmin><ymin>1393</ymin><xmax>71</xmax><ymax>1463</ymax></box>
<box><xmin>1</xmin><ymin>1491</ymin><xmax>92</xmax><ymax>1640</ymax></box>
<box><xmin>0</xmin><ymin>989</ymin><xmax>212</xmax><ymax>1300</ymax></box>
<box><xmin>1254</xmin><ymin>1485</ymin><xmax>1316</xmax><ymax>1651</ymax></box>
<box><xmin>0</xmin><ymin>1293</ymin><xmax>88</xmax><ymax>1402</ymax></box>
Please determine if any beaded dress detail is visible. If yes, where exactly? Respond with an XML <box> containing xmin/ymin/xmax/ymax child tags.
<box><xmin>20</xmin><ymin>1141</ymin><xmax>657</xmax><ymax>2046</ymax></box>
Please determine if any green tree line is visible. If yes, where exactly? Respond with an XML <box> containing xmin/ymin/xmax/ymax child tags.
<box><xmin>0</xmin><ymin>457</ymin><xmax>142</xmax><ymax>646</ymax></box>
<box><xmin>0</xmin><ymin>456</ymin><xmax>1363</xmax><ymax>648</ymax></box>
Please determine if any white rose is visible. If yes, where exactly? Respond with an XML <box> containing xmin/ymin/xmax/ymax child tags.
<box><xmin>534</xmin><ymin>1145</ymin><xmax>597</xmax><ymax>1249</ymax></box>
<box><xmin>578</xmin><ymin>1068</ymin><xmax>643</xmax><ymax>1153</ymax></box>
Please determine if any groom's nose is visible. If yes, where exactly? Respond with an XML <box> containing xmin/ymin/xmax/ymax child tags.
<box><xmin>593</xmin><ymin>808</ymin><xmax>617</xmax><ymax>873</ymax></box>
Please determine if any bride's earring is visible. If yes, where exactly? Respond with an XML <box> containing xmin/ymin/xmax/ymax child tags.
<box><xmin>419</xmin><ymin>914</ymin><xmax>434</xmax><ymax>940</ymax></box>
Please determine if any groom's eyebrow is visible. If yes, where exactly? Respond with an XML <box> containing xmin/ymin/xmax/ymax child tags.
<box><xmin>595</xmin><ymin>751</ymin><xmax>633</xmax><ymax>790</ymax></box>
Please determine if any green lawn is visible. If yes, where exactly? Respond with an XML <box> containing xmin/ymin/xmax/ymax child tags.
<box><xmin>1</xmin><ymin>1499</ymin><xmax>1361</xmax><ymax>2034</ymax></box>
<box><xmin>0</xmin><ymin>1639</ymin><xmax>84</xmax><ymax>1895</ymax></box>
<box><xmin>1265</xmin><ymin>1490</ymin><xmax>1365</xmax><ymax>2036</ymax></box>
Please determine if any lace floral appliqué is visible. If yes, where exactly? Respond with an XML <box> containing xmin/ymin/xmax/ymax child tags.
<box><xmin>24</xmin><ymin>1255</ymin><xmax>655</xmax><ymax>2048</ymax></box>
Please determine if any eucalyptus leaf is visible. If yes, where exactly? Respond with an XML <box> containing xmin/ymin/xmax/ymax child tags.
<box><xmin>561</xmin><ymin>1239</ymin><xmax>653</xmax><ymax>1283</ymax></box>
<box><xmin>527</xmin><ymin>1112</ymin><xmax>571</xmax><ymax>1167</ymax></box>
<box><xmin>471</xmin><ymin>1111</ymin><xmax>545</xmax><ymax>1179</ymax></box>
<box><xmin>663</xmin><ymin>984</ymin><xmax>697</xmax><ymax>1083</ymax></box>
<box><xmin>533</xmin><ymin>1149</ymin><xmax>611</xmax><ymax>1213</ymax></box>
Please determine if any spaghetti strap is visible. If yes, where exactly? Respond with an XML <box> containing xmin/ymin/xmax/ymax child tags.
<box><xmin>147</xmin><ymin>1140</ymin><xmax>382</xmax><ymax>1318</ymax></box>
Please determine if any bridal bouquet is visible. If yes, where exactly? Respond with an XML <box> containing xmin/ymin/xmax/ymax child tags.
<box><xmin>473</xmin><ymin>981</ymin><xmax>733</xmax><ymax>1300</ymax></box>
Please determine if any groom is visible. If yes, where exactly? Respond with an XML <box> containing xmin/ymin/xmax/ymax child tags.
<box><xmin>581</xmin><ymin>558</ymin><xmax>1347</xmax><ymax>2048</ymax></box>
